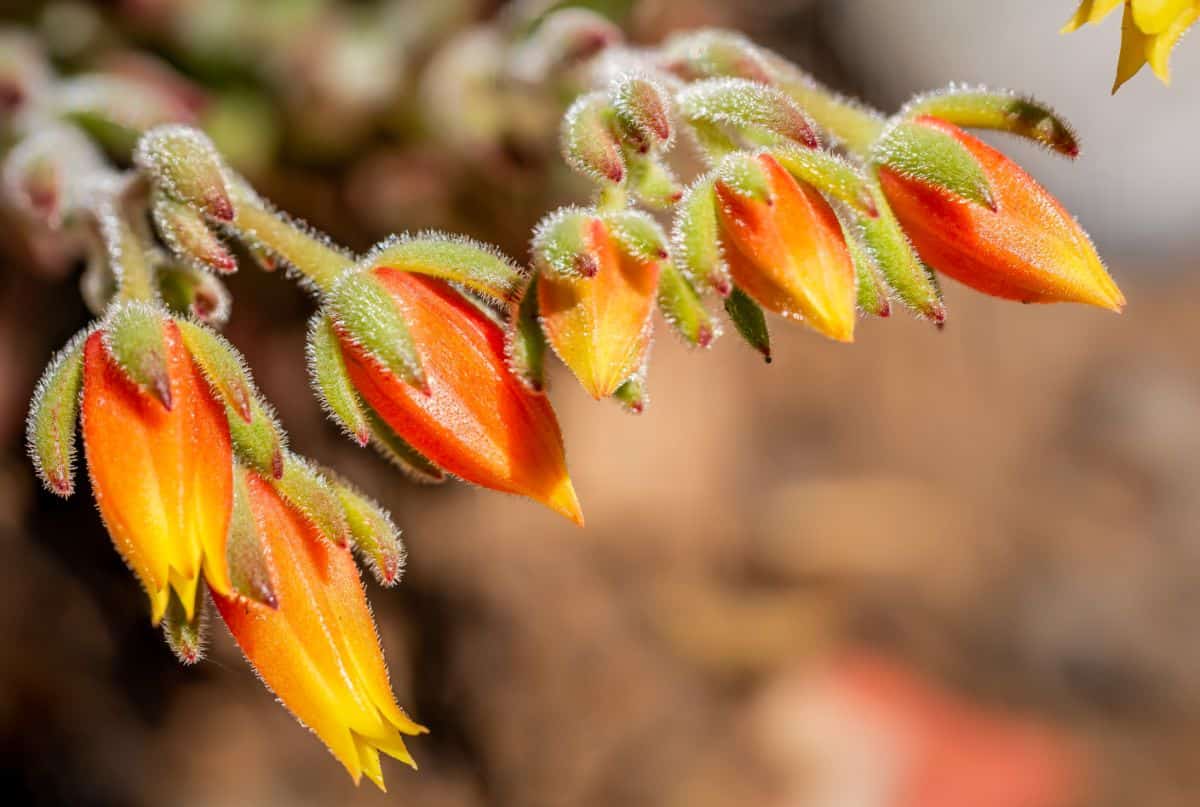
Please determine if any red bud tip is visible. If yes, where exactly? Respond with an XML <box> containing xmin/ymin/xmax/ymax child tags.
<box><xmin>697</xmin><ymin>325</ymin><xmax>714</xmax><ymax>349</ymax></box>
<box><xmin>879</xmin><ymin>300</ymin><xmax>892</xmax><ymax>318</ymax></box>
<box><xmin>49</xmin><ymin>472</ymin><xmax>73</xmax><ymax>498</ymax></box>
<box><xmin>355</xmin><ymin>426</ymin><xmax>371</xmax><ymax>447</ymax></box>
<box><xmin>271</xmin><ymin>447</ymin><xmax>285</xmax><ymax>480</ymax></box>
<box><xmin>575</xmin><ymin>252</ymin><xmax>600</xmax><ymax>278</ymax></box>
<box><xmin>0</xmin><ymin>82</ymin><xmax>23</xmax><ymax>112</ymax></box>
<box><xmin>711</xmin><ymin>275</ymin><xmax>733</xmax><ymax>298</ymax></box>
<box><xmin>935</xmin><ymin>320</ymin><xmax>946</xmax><ymax>331</ymax></box>
<box><xmin>206</xmin><ymin>190</ymin><xmax>235</xmax><ymax>222</ymax></box>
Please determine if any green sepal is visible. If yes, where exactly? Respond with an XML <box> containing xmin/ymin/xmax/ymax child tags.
<box><xmin>613</xmin><ymin>375</ymin><xmax>647</xmax><ymax>414</ymax></box>
<box><xmin>327</xmin><ymin>270</ymin><xmax>426</xmax><ymax>391</ymax></box>
<box><xmin>227</xmin><ymin>467</ymin><xmax>277</xmax><ymax>608</ymax></box>
<box><xmin>362</xmin><ymin>233</ymin><xmax>527</xmax><ymax>306</ymax></box>
<box><xmin>677</xmin><ymin>77</ymin><xmax>819</xmax><ymax>151</ymax></box>
<box><xmin>625</xmin><ymin>151</ymin><xmax>683</xmax><ymax>209</ymax></box>
<box><xmin>506</xmin><ymin>276</ymin><xmax>548</xmax><ymax>392</ymax></box>
<box><xmin>657</xmin><ymin>261</ymin><xmax>719</xmax><ymax>348</ymax></box>
<box><xmin>672</xmin><ymin>175</ymin><xmax>728</xmax><ymax>294</ymax></box>
<box><xmin>161</xmin><ymin>585</ymin><xmax>207</xmax><ymax>665</ymax></box>
<box><xmin>103</xmin><ymin>302</ymin><xmax>172</xmax><ymax>409</ymax></box>
<box><xmin>306</xmin><ymin>313</ymin><xmax>371</xmax><ymax>445</ymax></box>
<box><xmin>838</xmin><ymin>213</ymin><xmax>892</xmax><ymax>318</ymax></box>
<box><xmin>272</xmin><ymin>455</ymin><xmax>351</xmax><ymax>547</ymax></box>
<box><xmin>770</xmin><ymin>146</ymin><xmax>877</xmax><ymax>217</ymax></box>
<box><xmin>325</xmin><ymin>472</ymin><xmax>406</xmax><ymax>586</ymax></box>
<box><xmin>715</xmin><ymin>151</ymin><xmax>773</xmax><ymax>203</ymax></box>
<box><xmin>723</xmin><ymin>286</ymin><xmax>771</xmax><ymax>362</ymax></box>
<box><xmin>902</xmin><ymin>87</ymin><xmax>1079</xmax><ymax>157</ymax></box>
<box><xmin>26</xmin><ymin>327</ymin><xmax>90</xmax><ymax>497</ymax></box>
<box><xmin>855</xmin><ymin>183</ymin><xmax>945</xmax><ymax>323</ymax></box>
<box><xmin>603</xmin><ymin>209</ymin><xmax>668</xmax><ymax>263</ymax></box>
<box><xmin>176</xmin><ymin>318</ymin><xmax>255</xmax><ymax>423</ymax></box>
<box><xmin>872</xmin><ymin>120</ymin><xmax>995</xmax><ymax>209</ymax></box>
<box><xmin>226</xmin><ymin>395</ymin><xmax>286</xmax><ymax>480</ymax></box>
<box><xmin>532</xmin><ymin>207</ymin><xmax>600</xmax><ymax>279</ymax></box>
<box><xmin>363</xmin><ymin>403</ymin><xmax>446</xmax><ymax>484</ymax></box>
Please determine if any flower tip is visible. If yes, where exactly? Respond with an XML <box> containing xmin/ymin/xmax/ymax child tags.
<box><xmin>545</xmin><ymin>476</ymin><xmax>585</xmax><ymax>527</ymax></box>
<box><xmin>354</xmin><ymin>426</ymin><xmax>371</xmax><ymax>447</ymax></box>
<box><xmin>697</xmin><ymin>324</ymin><xmax>715</xmax><ymax>349</ymax></box>
<box><xmin>48</xmin><ymin>472</ymin><xmax>74</xmax><ymax>498</ymax></box>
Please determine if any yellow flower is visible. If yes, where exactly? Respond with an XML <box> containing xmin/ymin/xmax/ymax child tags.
<box><xmin>1062</xmin><ymin>0</ymin><xmax>1200</xmax><ymax>91</ymax></box>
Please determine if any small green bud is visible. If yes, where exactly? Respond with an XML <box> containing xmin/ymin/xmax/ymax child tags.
<box><xmin>902</xmin><ymin>86</ymin><xmax>1079</xmax><ymax>157</ymax></box>
<box><xmin>134</xmin><ymin>125</ymin><xmax>234</xmax><ymax>221</ymax></box>
<box><xmin>677</xmin><ymin>77</ymin><xmax>819</xmax><ymax>150</ymax></box>
<box><xmin>151</xmin><ymin>191</ymin><xmax>237</xmax><ymax>274</ymax></box>
<box><xmin>562</xmin><ymin>92</ymin><xmax>625</xmax><ymax>185</ymax></box>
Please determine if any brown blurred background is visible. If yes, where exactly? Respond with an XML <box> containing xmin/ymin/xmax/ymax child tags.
<box><xmin>3</xmin><ymin>1</ymin><xmax>1200</xmax><ymax>805</ymax></box>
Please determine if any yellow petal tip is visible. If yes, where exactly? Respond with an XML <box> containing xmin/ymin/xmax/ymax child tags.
<box><xmin>544</xmin><ymin>476</ymin><xmax>585</xmax><ymax>527</ymax></box>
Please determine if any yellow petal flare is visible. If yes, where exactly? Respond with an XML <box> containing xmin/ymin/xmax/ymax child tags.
<box><xmin>1063</xmin><ymin>0</ymin><xmax>1200</xmax><ymax>90</ymax></box>
<box><xmin>212</xmin><ymin>472</ymin><xmax>426</xmax><ymax>790</ymax></box>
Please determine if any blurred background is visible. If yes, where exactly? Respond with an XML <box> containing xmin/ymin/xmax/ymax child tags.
<box><xmin>3</xmin><ymin>1</ymin><xmax>1200</xmax><ymax>805</ymax></box>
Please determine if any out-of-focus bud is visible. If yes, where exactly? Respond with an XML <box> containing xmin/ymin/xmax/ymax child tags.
<box><xmin>876</xmin><ymin>115</ymin><xmax>1124</xmax><ymax>311</ymax></box>
<box><xmin>661</xmin><ymin>29</ymin><xmax>773</xmax><ymax>85</ymax></box>
<box><xmin>212</xmin><ymin>471</ymin><xmax>426</xmax><ymax>790</ymax></box>
<box><xmin>562</xmin><ymin>92</ymin><xmax>625</xmax><ymax>185</ymax></box>
<box><xmin>677</xmin><ymin>78</ymin><xmax>820</xmax><ymax>151</ymax></box>
<box><xmin>157</xmin><ymin>262</ymin><xmax>232</xmax><ymax>326</ymax></box>
<box><xmin>325</xmin><ymin>472</ymin><xmax>406</xmax><ymax>587</ymax></box>
<box><xmin>134</xmin><ymin>125</ymin><xmax>234</xmax><ymax>222</ymax></box>
<box><xmin>58</xmin><ymin>75</ymin><xmax>198</xmax><ymax>157</ymax></box>
<box><xmin>336</xmin><ymin>269</ymin><xmax>582</xmax><ymax>524</ymax></box>
<box><xmin>657</xmin><ymin>261</ymin><xmax>719</xmax><ymax>348</ymax></box>
<box><xmin>27</xmin><ymin>328</ymin><xmax>90</xmax><ymax>497</ymax></box>
<box><xmin>535</xmin><ymin>211</ymin><xmax>661</xmax><ymax>399</ymax></box>
<box><xmin>151</xmin><ymin>191</ymin><xmax>237</xmax><ymax>274</ymax></box>
<box><xmin>80</xmin><ymin>314</ymin><xmax>234</xmax><ymax>622</ymax></box>
<box><xmin>2</xmin><ymin>125</ymin><xmax>106</xmax><ymax>228</ymax></box>
<box><xmin>712</xmin><ymin>152</ymin><xmax>858</xmax><ymax>342</ymax></box>
<box><xmin>510</xmin><ymin>8</ymin><xmax>623</xmax><ymax>84</ymax></box>
<box><xmin>0</xmin><ymin>30</ymin><xmax>51</xmax><ymax>116</ymax></box>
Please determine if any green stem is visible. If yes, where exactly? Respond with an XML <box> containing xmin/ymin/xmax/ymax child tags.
<box><xmin>229</xmin><ymin>181</ymin><xmax>354</xmax><ymax>294</ymax></box>
<box><xmin>773</xmin><ymin>71</ymin><xmax>887</xmax><ymax>157</ymax></box>
<box><xmin>596</xmin><ymin>183</ymin><xmax>627</xmax><ymax>212</ymax></box>
<box><xmin>102</xmin><ymin>181</ymin><xmax>157</xmax><ymax>304</ymax></box>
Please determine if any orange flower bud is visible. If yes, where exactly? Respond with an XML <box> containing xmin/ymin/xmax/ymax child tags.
<box><xmin>81</xmin><ymin>319</ymin><xmax>233</xmax><ymax>623</ymax></box>
<box><xmin>212</xmin><ymin>472</ymin><xmax>425</xmax><ymax>790</ymax></box>
<box><xmin>339</xmin><ymin>270</ymin><xmax>583</xmax><ymax>525</ymax></box>
<box><xmin>538</xmin><ymin>217</ymin><xmax>660</xmax><ymax>399</ymax></box>
<box><xmin>714</xmin><ymin>153</ymin><xmax>857</xmax><ymax>343</ymax></box>
<box><xmin>877</xmin><ymin>115</ymin><xmax>1125</xmax><ymax>311</ymax></box>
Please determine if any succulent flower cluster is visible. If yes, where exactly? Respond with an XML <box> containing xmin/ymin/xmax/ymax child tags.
<box><xmin>1063</xmin><ymin>0</ymin><xmax>1199</xmax><ymax>91</ymax></box>
<box><xmin>7</xmin><ymin>9</ymin><xmax>1125</xmax><ymax>791</ymax></box>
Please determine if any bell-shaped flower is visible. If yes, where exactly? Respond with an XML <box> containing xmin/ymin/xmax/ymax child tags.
<box><xmin>876</xmin><ymin>115</ymin><xmax>1124</xmax><ymax>311</ymax></box>
<box><xmin>212</xmin><ymin>471</ymin><xmax>425</xmax><ymax>790</ymax></box>
<box><xmin>80</xmin><ymin>309</ymin><xmax>234</xmax><ymax>623</ymax></box>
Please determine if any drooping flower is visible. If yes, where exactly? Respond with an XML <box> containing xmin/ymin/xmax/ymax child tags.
<box><xmin>535</xmin><ymin>212</ymin><xmax>661</xmax><ymax>399</ymax></box>
<box><xmin>1062</xmin><ymin>0</ymin><xmax>1200</xmax><ymax>90</ymax></box>
<box><xmin>713</xmin><ymin>152</ymin><xmax>858</xmax><ymax>343</ymax></box>
<box><xmin>876</xmin><ymin>115</ymin><xmax>1124</xmax><ymax>311</ymax></box>
<box><xmin>334</xmin><ymin>269</ymin><xmax>583</xmax><ymax>524</ymax></box>
<box><xmin>212</xmin><ymin>470</ymin><xmax>425</xmax><ymax>790</ymax></box>
<box><xmin>80</xmin><ymin>313</ymin><xmax>234</xmax><ymax>623</ymax></box>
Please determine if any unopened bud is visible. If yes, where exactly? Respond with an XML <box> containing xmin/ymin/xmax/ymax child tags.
<box><xmin>157</xmin><ymin>262</ymin><xmax>231</xmax><ymax>326</ymax></box>
<box><xmin>135</xmin><ymin>125</ymin><xmax>234</xmax><ymax>222</ymax></box>
<box><xmin>510</xmin><ymin>8</ymin><xmax>623</xmax><ymax>83</ymax></box>
<box><xmin>152</xmin><ymin>192</ymin><xmax>237</xmax><ymax>274</ymax></box>
<box><xmin>662</xmin><ymin>30</ymin><xmax>773</xmax><ymax>85</ymax></box>
<box><xmin>562</xmin><ymin>92</ymin><xmax>625</xmax><ymax>185</ymax></box>
<box><xmin>903</xmin><ymin>86</ymin><xmax>1080</xmax><ymax>158</ymax></box>
<box><xmin>678</xmin><ymin>78</ymin><xmax>819</xmax><ymax>150</ymax></box>
<box><xmin>612</xmin><ymin>75</ymin><xmax>673</xmax><ymax>149</ymax></box>
<box><xmin>613</xmin><ymin>375</ymin><xmax>648</xmax><ymax>414</ymax></box>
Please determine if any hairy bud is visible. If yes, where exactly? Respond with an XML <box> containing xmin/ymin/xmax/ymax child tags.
<box><xmin>135</xmin><ymin>125</ymin><xmax>234</xmax><ymax>222</ymax></box>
